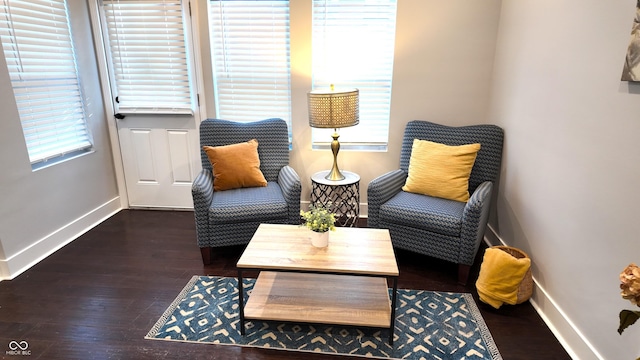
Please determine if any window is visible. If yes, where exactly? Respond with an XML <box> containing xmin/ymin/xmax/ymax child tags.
<box><xmin>208</xmin><ymin>0</ymin><xmax>292</xmax><ymax>138</ymax></box>
<box><xmin>0</xmin><ymin>0</ymin><xmax>92</xmax><ymax>166</ymax></box>
<box><xmin>100</xmin><ymin>0</ymin><xmax>194</xmax><ymax>114</ymax></box>
<box><xmin>312</xmin><ymin>0</ymin><xmax>397</xmax><ymax>149</ymax></box>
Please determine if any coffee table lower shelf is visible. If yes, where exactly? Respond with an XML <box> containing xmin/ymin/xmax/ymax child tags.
<box><xmin>242</xmin><ymin>271</ymin><xmax>393</xmax><ymax>334</ymax></box>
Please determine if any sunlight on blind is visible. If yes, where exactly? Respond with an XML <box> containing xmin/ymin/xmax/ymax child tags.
<box><xmin>312</xmin><ymin>0</ymin><xmax>397</xmax><ymax>148</ymax></box>
<box><xmin>102</xmin><ymin>0</ymin><xmax>193</xmax><ymax>113</ymax></box>
<box><xmin>208</xmin><ymin>0</ymin><xmax>292</xmax><ymax>134</ymax></box>
<box><xmin>0</xmin><ymin>0</ymin><xmax>92</xmax><ymax>165</ymax></box>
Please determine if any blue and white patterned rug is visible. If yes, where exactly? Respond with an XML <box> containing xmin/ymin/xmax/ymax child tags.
<box><xmin>145</xmin><ymin>276</ymin><xmax>502</xmax><ymax>360</ymax></box>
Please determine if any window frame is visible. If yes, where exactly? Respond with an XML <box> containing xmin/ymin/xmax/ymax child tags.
<box><xmin>0</xmin><ymin>0</ymin><xmax>94</xmax><ymax>167</ymax></box>
<box><xmin>207</xmin><ymin>0</ymin><xmax>293</xmax><ymax>143</ymax></box>
<box><xmin>311</xmin><ymin>0</ymin><xmax>397</xmax><ymax>151</ymax></box>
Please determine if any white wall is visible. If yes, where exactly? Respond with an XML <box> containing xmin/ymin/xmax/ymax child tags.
<box><xmin>0</xmin><ymin>0</ymin><xmax>120</xmax><ymax>280</ymax></box>
<box><xmin>489</xmin><ymin>0</ymin><xmax>640</xmax><ymax>359</ymax></box>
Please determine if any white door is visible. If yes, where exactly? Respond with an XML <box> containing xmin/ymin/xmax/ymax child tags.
<box><xmin>116</xmin><ymin>115</ymin><xmax>200</xmax><ymax>209</ymax></box>
<box><xmin>92</xmin><ymin>0</ymin><xmax>202</xmax><ymax>209</ymax></box>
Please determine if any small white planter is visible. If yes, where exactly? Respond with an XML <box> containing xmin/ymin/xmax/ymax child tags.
<box><xmin>310</xmin><ymin>230</ymin><xmax>329</xmax><ymax>248</ymax></box>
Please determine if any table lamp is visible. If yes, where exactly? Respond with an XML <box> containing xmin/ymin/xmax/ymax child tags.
<box><xmin>308</xmin><ymin>85</ymin><xmax>359</xmax><ymax>181</ymax></box>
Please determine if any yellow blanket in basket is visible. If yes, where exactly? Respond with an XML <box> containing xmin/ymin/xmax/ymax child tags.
<box><xmin>475</xmin><ymin>248</ymin><xmax>531</xmax><ymax>309</ymax></box>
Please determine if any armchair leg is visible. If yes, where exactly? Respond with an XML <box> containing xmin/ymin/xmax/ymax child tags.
<box><xmin>458</xmin><ymin>264</ymin><xmax>471</xmax><ymax>285</ymax></box>
<box><xmin>200</xmin><ymin>247</ymin><xmax>212</xmax><ymax>265</ymax></box>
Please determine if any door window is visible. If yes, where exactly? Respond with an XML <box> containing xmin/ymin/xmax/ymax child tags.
<box><xmin>99</xmin><ymin>0</ymin><xmax>195</xmax><ymax>114</ymax></box>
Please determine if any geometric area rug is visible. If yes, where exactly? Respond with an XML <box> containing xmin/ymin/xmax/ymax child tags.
<box><xmin>146</xmin><ymin>276</ymin><xmax>502</xmax><ymax>360</ymax></box>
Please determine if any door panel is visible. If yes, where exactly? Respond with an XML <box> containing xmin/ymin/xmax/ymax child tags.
<box><xmin>167</xmin><ymin>130</ymin><xmax>195</xmax><ymax>184</ymax></box>
<box><xmin>130</xmin><ymin>129</ymin><xmax>156</xmax><ymax>183</ymax></box>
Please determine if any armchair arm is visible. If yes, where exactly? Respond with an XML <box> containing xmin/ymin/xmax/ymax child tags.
<box><xmin>459</xmin><ymin>181</ymin><xmax>493</xmax><ymax>265</ymax></box>
<box><xmin>367</xmin><ymin>169</ymin><xmax>407</xmax><ymax>228</ymax></box>
<box><xmin>278</xmin><ymin>165</ymin><xmax>302</xmax><ymax>224</ymax></box>
<box><xmin>192</xmin><ymin>169</ymin><xmax>214</xmax><ymax>245</ymax></box>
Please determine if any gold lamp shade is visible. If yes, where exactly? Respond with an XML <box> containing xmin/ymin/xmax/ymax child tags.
<box><xmin>308</xmin><ymin>88</ymin><xmax>359</xmax><ymax>129</ymax></box>
<box><xmin>307</xmin><ymin>87</ymin><xmax>359</xmax><ymax>181</ymax></box>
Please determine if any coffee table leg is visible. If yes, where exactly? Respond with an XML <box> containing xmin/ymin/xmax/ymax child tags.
<box><xmin>238</xmin><ymin>270</ymin><xmax>245</xmax><ymax>335</ymax></box>
<box><xmin>389</xmin><ymin>276</ymin><xmax>398</xmax><ymax>345</ymax></box>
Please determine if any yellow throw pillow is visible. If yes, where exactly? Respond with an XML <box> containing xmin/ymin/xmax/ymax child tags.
<box><xmin>203</xmin><ymin>139</ymin><xmax>268</xmax><ymax>191</ymax></box>
<box><xmin>402</xmin><ymin>139</ymin><xmax>481</xmax><ymax>202</ymax></box>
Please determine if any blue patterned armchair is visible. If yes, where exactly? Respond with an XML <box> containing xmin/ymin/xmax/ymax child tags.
<box><xmin>367</xmin><ymin>120</ymin><xmax>504</xmax><ymax>284</ymax></box>
<box><xmin>192</xmin><ymin>118</ymin><xmax>301</xmax><ymax>264</ymax></box>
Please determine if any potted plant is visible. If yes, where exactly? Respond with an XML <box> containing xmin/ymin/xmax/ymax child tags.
<box><xmin>300</xmin><ymin>203</ymin><xmax>336</xmax><ymax>247</ymax></box>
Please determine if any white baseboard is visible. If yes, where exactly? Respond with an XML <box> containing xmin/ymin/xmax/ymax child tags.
<box><xmin>485</xmin><ymin>224</ymin><xmax>602</xmax><ymax>360</ymax></box>
<box><xmin>360</xmin><ymin>203</ymin><xmax>368</xmax><ymax>218</ymax></box>
<box><xmin>0</xmin><ymin>197</ymin><xmax>122</xmax><ymax>281</ymax></box>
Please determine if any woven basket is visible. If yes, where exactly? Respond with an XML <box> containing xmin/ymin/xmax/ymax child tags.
<box><xmin>493</xmin><ymin>246</ymin><xmax>533</xmax><ymax>304</ymax></box>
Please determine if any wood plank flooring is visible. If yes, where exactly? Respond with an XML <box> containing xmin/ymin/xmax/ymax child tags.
<box><xmin>0</xmin><ymin>210</ymin><xmax>572</xmax><ymax>360</ymax></box>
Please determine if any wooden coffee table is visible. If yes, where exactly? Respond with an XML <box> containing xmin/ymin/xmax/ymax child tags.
<box><xmin>236</xmin><ymin>223</ymin><xmax>399</xmax><ymax>344</ymax></box>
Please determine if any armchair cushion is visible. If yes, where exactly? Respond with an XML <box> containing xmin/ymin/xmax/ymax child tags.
<box><xmin>402</xmin><ymin>139</ymin><xmax>480</xmax><ymax>202</ymax></box>
<box><xmin>209</xmin><ymin>182</ymin><xmax>288</xmax><ymax>224</ymax></box>
<box><xmin>203</xmin><ymin>139</ymin><xmax>268</xmax><ymax>191</ymax></box>
<box><xmin>379</xmin><ymin>191</ymin><xmax>465</xmax><ymax>237</ymax></box>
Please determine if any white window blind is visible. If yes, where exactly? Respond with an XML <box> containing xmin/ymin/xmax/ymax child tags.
<box><xmin>101</xmin><ymin>0</ymin><xmax>193</xmax><ymax>114</ymax></box>
<box><xmin>208</xmin><ymin>0</ymin><xmax>292</xmax><ymax>133</ymax></box>
<box><xmin>0</xmin><ymin>0</ymin><xmax>92</xmax><ymax>165</ymax></box>
<box><xmin>312</xmin><ymin>0</ymin><xmax>397</xmax><ymax>149</ymax></box>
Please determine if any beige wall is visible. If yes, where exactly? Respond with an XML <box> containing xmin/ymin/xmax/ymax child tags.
<box><xmin>195</xmin><ymin>0</ymin><xmax>502</xmax><ymax>212</ymax></box>
<box><xmin>490</xmin><ymin>0</ymin><xmax>640</xmax><ymax>359</ymax></box>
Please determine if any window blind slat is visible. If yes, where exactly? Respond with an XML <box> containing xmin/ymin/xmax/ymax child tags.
<box><xmin>5</xmin><ymin>0</ymin><xmax>66</xmax><ymax>11</ymax></box>
<box><xmin>0</xmin><ymin>0</ymin><xmax>92</xmax><ymax>164</ymax></box>
<box><xmin>102</xmin><ymin>0</ymin><xmax>193</xmax><ymax>113</ymax></box>
<box><xmin>208</xmin><ymin>0</ymin><xmax>292</xmax><ymax>137</ymax></box>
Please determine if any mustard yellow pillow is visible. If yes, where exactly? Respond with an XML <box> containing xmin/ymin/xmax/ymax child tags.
<box><xmin>203</xmin><ymin>139</ymin><xmax>268</xmax><ymax>191</ymax></box>
<box><xmin>402</xmin><ymin>139</ymin><xmax>481</xmax><ymax>202</ymax></box>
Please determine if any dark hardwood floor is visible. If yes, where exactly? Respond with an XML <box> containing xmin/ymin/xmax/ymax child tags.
<box><xmin>0</xmin><ymin>210</ymin><xmax>571</xmax><ymax>359</ymax></box>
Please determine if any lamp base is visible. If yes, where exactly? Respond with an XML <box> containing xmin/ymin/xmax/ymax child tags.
<box><xmin>325</xmin><ymin>131</ymin><xmax>345</xmax><ymax>181</ymax></box>
<box><xmin>325</xmin><ymin>166</ymin><xmax>345</xmax><ymax>181</ymax></box>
